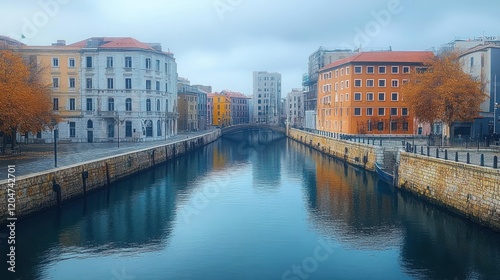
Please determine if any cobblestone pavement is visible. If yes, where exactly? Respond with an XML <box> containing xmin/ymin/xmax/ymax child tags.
<box><xmin>0</xmin><ymin>129</ymin><xmax>216</xmax><ymax>178</ymax></box>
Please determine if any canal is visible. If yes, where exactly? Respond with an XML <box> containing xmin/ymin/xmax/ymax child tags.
<box><xmin>1</xmin><ymin>130</ymin><xmax>500</xmax><ymax>279</ymax></box>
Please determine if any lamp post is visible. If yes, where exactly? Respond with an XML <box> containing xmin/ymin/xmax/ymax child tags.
<box><xmin>51</xmin><ymin>120</ymin><xmax>58</xmax><ymax>168</ymax></box>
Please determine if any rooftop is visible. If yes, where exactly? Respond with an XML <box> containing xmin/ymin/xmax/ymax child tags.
<box><xmin>321</xmin><ymin>51</ymin><xmax>434</xmax><ymax>71</ymax></box>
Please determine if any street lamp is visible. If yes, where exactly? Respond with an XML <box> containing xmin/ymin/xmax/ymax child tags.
<box><xmin>51</xmin><ymin>120</ymin><xmax>58</xmax><ymax>168</ymax></box>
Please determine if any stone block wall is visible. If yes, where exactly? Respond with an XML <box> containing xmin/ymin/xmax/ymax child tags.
<box><xmin>0</xmin><ymin>130</ymin><xmax>220</xmax><ymax>224</ymax></box>
<box><xmin>287</xmin><ymin>128</ymin><xmax>382</xmax><ymax>171</ymax></box>
<box><xmin>398</xmin><ymin>152</ymin><xmax>500</xmax><ymax>232</ymax></box>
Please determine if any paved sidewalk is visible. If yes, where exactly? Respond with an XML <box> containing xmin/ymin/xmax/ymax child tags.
<box><xmin>0</xmin><ymin>129</ymin><xmax>216</xmax><ymax>178</ymax></box>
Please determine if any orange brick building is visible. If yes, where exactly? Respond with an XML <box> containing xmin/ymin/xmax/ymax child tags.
<box><xmin>316</xmin><ymin>51</ymin><xmax>433</xmax><ymax>135</ymax></box>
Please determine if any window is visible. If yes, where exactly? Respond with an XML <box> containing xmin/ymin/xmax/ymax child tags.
<box><xmin>125</xmin><ymin>57</ymin><xmax>132</xmax><ymax>68</ymax></box>
<box><xmin>146</xmin><ymin>80</ymin><xmax>151</xmax><ymax>90</ymax></box>
<box><xmin>378</xmin><ymin>66</ymin><xmax>386</xmax><ymax>74</ymax></box>
<box><xmin>69</xmin><ymin>98</ymin><xmax>75</xmax><ymax>111</ymax></box>
<box><xmin>341</xmin><ymin>68</ymin><xmax>344</xmax><ymax>76</ymax></box>
<box><xmin>367</xmin><ymin>66</ymin><xmax>374</xmax><ymax>73</ymax></box>
<box><xmin>125</xmin><ymin>78</ymin><xmax>132</xmax><ymax>89</ymax></box>
<box><xmin>108</xmin><ymin>98</ymin><xmax>114</xmax><ymax>111</ymax></box>
<box><xmin>86</xmin><ymin>78</ymin><xmax>92</xmax><ymax>89</ymax></box>
<box><xmin>345</xmin><ymin>93</ymin><xmax>349</xmax><ymax>101</ymax></box>
<box><xmin>335</xmin><ymin>70</ymin><xmax>339</xmax><ymax>78</ymax></box>
<box><xmin>378</xmin><ymin>108</ymin><xmax>385</xmax><ymax>116</ymax></box>
<box><xmin>354</xmin><ymin>79</ymin><xmax>362</xmax><ymax>87</ymax></box>
<box><xmin>146</xmin><ymin>99</ymin><xmax>151</xmax><ymax>111</ymax></box>
<box><xmin>391</xmin><ymin>66</ymin><xmax>399</xmax><ymax>74</ymax></box>
<box><xmin>145</xmin><ymin>120</ymin><xmax>153</xmax><ymax>137</ymax></box>
<box><xmin>107</xmin><ymin>78</ymin><xmax>114</xmax><ymax>89</ymax></box>
<box><xmin>52</xmin><ymin>77</ymin><xmax>59</xmax><ymax>88</ymax></box>
<box><xmin>354</xmin><ymin>108</ymin><xmax>361</xmax><ymax>116</ymax></box>
<box><xmin>126</xmin><ymin>98</ymin><xmax>132</xmax><ymax>111</ymax></box>
<box><xmin>145</xmin><ymin>58</ymin><xmax>151</xmax><ymax>69</ymax></box>
<box><xmin>354</xmin><ymin>92</ymin><xmax>362</xmax><ymax>101</ymax></box>
<box><xmin>165</xmin><ymin>62</ymin><xmax>169</xmax><ymax>73</ymax></box>
<box><xmin>334</xmin><ymin>83</ymin><xmax>338</xmax><ymax>91</ymax></box>
<box><xmin>341</xmin><ymin>81</ymin><xmax>344</xmax><ymax>89</ymax></box>
<box><xmin>391</xmin><ymin>79</ymin><xmax>399</xmax><ymax>87</ymax></box>
<box><xmin>156</xmin><ymin>59</ymin><xmax>160</xmax><ymax>71</ymax></box>
<box><xmin>125</xmin><ymin>121</ymin><xmax>132</xmax><ymax>137</ymax></box>
<box><xmin>391</xmin><ymin>92</ymin><xmax>398</xmax><ymax>101</ymax></box>
<box><xmin>391</xmin><ymin>121</ymin><xmax>398</xmax><ymax>131</ymax></box>
<box><xmin>403</xmin><ymin>122</ymin><xmax>409</xmax><ymax>131</ymax></box>
<box><xmin>345</xmin><ymin>80</ymin><xmax>349</xmax><ymax>88</ymax></box>
<box><xmin>377</xmin><ymin>121</ymin><xmax>384</xmax><ymax>131</ymax></box>
<box><xmin>402</xmin><ymin>108</ymin><xmax>408</xmax><ymax>116</ymax></box>
<box><xmin>53</xmin><ymin>98</ymin><xmax>59</xmax><ymax>110</ymax></box>
<box><xmin>69</xmin><ymin>122</ymin><xmax>75</xmax><ymax>138</ymax></box>
<box><xmin>354</xmin><ymin>66</ymin><xmax>362</xmax><ymax>74</ymax></box>
<box><xmin>106</xmin><ymin>56</ymin><xmax>113</xmax><ymax>68</ymax></box>
<box><xmin>165</xmin><ymin>83</ymin><xmax>168</xmax><ymax>92</ymax></box>
<box><xmin>367</xmin><ymin>92</ymin><xmax>374</xmax><ymax>101</ymax></box>
<box><xmin>366</xmin><ymin>108</ymin><xmax>373</xmax><ymax>116</ymax></box>
<box><xmin>68</xmin><ymin>58</ymin><xmax>75</xmax><ymax>68</ymax></box>
<box><xmin>69</xmin><ymin>77</ymin><xmax>75</xmax><ymax>88</ymax></box>
<box><xmin>368</xmin><ymin>120</ymin><xmax>373</xmax><ymax>131</ymax></box>
<box><xmin>52</xmin><ymin>57</ymin><xmax>59</xmax><ymax>67</ymax></box>
<box><xmin>378</xmin><ymin>92</ymin><xmax>385</xmax><ymax>101</ymax></box>
<box><xmin>86</xmin><ymin>56</ymin><xmax>92</xmax><ymax>68</ymax></box>
<box><xmin>86</xmin><ymin>98</ymin><xmax>93</xmax><ymax>111</ymax></box>
<box><xmin>366</xmin><ymin>79</ymin><xmax>374</xmax><ymax>87</ymax></box>
<box><xmin>378</xmin><ymin>79</ymin><xmax>386</xmax><ymax>87</ymax></box>
<box><xmin>156</xmin><ymin>81</ymin><xmax>160</xmax><ymax>91</ymax></box>
<box><xmin>157</xmin><ymin>120</ymin><xmax>161</xmax><ymax>136</ymax></box>
<box><xmin>391</xmin><ymin>108</ymin><xmax>398</xmax><ymax>116</ymax></box>
<box><xmin>346</xmin><ymin>67</ymin><xmax>350</xmax><ymax>75</ymax></box>
<box><xmin>470</xmin><ymin>57</ymin><xmax>474</xmax><ymax>68</ymax></box>
<box><xmin>403</xmin><ymin>66</ymin><xmax>410</xmax><ymax>74</ymax></box>
<box><xmin>156</xmin><ymin>99</ymin><xmax>161</xmax><ymax>111</ymax></box>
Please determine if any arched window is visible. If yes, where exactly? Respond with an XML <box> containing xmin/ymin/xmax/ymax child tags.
<box><xmin>157</xmin><ymin>120</ymin><xmax>161</xmax><ymax>136</ymax></box>
<box><xmin>108</xmin><ymin>97</ymin><xmax>114</xmax><ymax>111</ymax></box>
<box><xmin>146</xmin><ymin>99</ymin><xmax>151</xmax><ymax>111</ymax></box>
<box><xmin>156</xmin><ymin>99</ymin><xmax>160</xmax><ymax>111</ymax></box>
<box><xmin>166</xmin><ymin>99</ymin><xmax>169</xmax><ymax>112</ymax></box>
<box><xmin>145</xmin><ymin>120</ymin><xmax>153</xmax><ymax>137</ymax></box>
<box><xmin>125</xmin><ymin>98</ymin><xmax>132</xmax><ymax>111</ymax></box>
<box><xmin>87</xmin><ymin>119</ymin><xmax>93</xmax><ymax>128</ymax></box>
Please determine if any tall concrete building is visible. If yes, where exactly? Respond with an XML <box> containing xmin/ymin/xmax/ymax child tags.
<box><xmin>252</xmin><ymin>71</ymin><xmax>281</xmax><ymax>124</ymax></box>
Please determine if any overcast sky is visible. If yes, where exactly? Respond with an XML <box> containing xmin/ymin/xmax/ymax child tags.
<box><xmin>1</xmin><ymin>0</ymin><xmax>500</xmax><ymax>96</ymax></box>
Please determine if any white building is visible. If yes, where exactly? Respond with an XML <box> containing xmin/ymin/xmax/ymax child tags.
<box><xmin>71</xmin><ymin>37</ymin><xmax>178</xmax><ymax>142</ymax></box>
<box><xmin>252</xmin><ymin>71</ymin><xmax>281</xmax><ymax>124</ymax></box>
<box><xmin>285</xmin><ymin>88</ymin><xmax>305</xmax><ymax>128</ymax></box>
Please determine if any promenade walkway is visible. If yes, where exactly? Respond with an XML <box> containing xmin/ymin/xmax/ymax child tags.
<box><xmin>0</xmin><ymin>129</ymin><xmax>216</xmax><ymax>178</ymax></box>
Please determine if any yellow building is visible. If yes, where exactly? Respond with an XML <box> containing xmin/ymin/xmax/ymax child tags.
<box><xmin>208</xmin><ymin>93</ymin><xmax>231</xmax><ymax>127</ymax></box>
<box><xmin>17</xmin><ymin>40</ymin><xmax>82</xmax><ymax>141</ymax></box>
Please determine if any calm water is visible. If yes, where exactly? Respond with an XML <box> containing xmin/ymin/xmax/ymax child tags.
<box><xmin>1</xmin><ymin>131</ymin><xmax>500</xmax><ymax>280</ymax></box>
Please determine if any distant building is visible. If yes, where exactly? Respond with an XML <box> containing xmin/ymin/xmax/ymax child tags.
<box><xmin>221</xmin><ymin>90</ymin><xmax>250</xmax><ymax>125</ymax></box>
<box><xmin>15</xmin><ymin>37</ymin><xmax>179</xmax><ymax>143</ymax></box>
<box><xmin>252</xmin><ymin>71</ymin><xmax>281</xmax><ymax>124</ymax></box>
<box><xmin>208</xmin><ymin>92</ymin><xmax>231</xmax><ymax>127</ymax></box>
<box><xmin>177</xmin><ymin>78</ymin><xmax>198</xmax><ymax>131</ymax></box>
<box><xmin>316</xmin><ymin>51</ymin><xmax>433</xmax><ymax>135</ymax></box>
<box><xmin>286</xmin><ymin>88</ymin><xmax>305</xmax><ymax>128</ymax></box>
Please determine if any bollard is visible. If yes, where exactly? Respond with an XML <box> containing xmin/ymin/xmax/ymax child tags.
<box><xmin>494</xmin><ymin>156</ymin><xmax>498</xmax><ymax>169</ymax></box>
<box><xmin>427</xmin><ymin>146</ymin><xmax>430</xmax><ymax>156</ymax></box>
<box><xmin>380</xmin><ymin>138</ymin><xmax>382</xmax><ymax>146</ymax></box>
<box><xmin>52</xmin><ymin>178</ymin><xmax>62</xmax><ymax>207</ymax></box>
<box><xmin>445</xmin><ymin>150</ymin><xmax>448</xmax><ymax>160</ymax></box>
<box><xmin>421</xmin><ymin>146</ymin><xmax>423</xmax><ymax>155</ymax></box>
<box><xmin>436</xmin><ymin>148</ymin><xmax>439</xmax><ymax>158</ymax></box>
<box><xmin>82</xmin><ymin>170</ymin><xmax>89</xmax><ymax>196</ymax></box>
<box><xmin>455</xmin><ymin>151</ymin><xmax>458</xmax><ymax>162</ymax></box>
<box><xmin>467</xmin><ymin>153</ymin><xmax>470</xmax><ymax>164</ymax></box>
<box><xmin>480</xmin><ymin>154</ymin><xmax>484</xmax><ymax>166</ymax></box>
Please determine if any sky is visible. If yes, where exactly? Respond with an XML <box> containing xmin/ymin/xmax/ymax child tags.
<box><xmin>1</xmin><ymin>0</ymin><xmax>500</xmax><ymax>96</ymax></box>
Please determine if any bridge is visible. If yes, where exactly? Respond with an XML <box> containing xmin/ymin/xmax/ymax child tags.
<box><xmin>221</xmin><ymin>124</ymin><xmax>286</xmax><ymax>136</ymax></box>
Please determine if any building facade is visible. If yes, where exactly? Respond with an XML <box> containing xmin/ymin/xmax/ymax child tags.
<box><xmin>286</xmin><ymin>88</ymin><xmax>305</xmax><ymax>128</ymax></box>
<box><xmin>316</xmin><ymin>51</ymin><xmax>433</xmax><ymax>135</ymax></box>
<box><xmin>208</xmin><ymin>93</ymin><xmax>231</xmax><ymax>127</ymax></box>
<box><xmin>252</xmin><ymin>71</ymin><xmax>281</xmax><ymax>124</ymax></box>
<box><xmin>177</xmin><ymin>91</ymin><xmax>198</xmax><ymax>131</ymax></box>
<box><xmin>19</xmin><ymin>37</ymin><xmax>179</xmax><ymax>143</ymax></box>
<box><xmin>221</xmin><ymin>90</ymin><xmax>250</xmax><ymax>125</ymax></box>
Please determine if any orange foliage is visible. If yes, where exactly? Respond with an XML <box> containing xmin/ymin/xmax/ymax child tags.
<box><xmin>0</xmin><ymin>49</ymin><xmax>57</xmax><ymax>136</ymax></box>
<box><xmin>401</xmin><ymin>52</ymin><xmax>486</xmax><ymax>126</ymax></box>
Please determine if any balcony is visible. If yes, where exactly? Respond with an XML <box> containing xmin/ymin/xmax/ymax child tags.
<box><xmin>98</xmin><ymin>110</ymin><xmax>118</xmax><ymax>118</ymax></box>
<box><xmin>167</xmin><ymin>112</ymin><xmax>179</xmax><ymax>118</ymax></box>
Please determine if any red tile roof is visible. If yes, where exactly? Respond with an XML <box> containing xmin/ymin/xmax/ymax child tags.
<box><xmin>221</xmin><ymin>90</ymin><xmax>250</xmax><ymax>99</ymax></box>
<box><xmin>69</xmin><ymin>37</ymin><xmax>159</xmax><ymax>52</ymax></box>
<box><xmin>321</xmin><ymin>51</ymin><xmax>434</xmax><ymax>71</ymax></box>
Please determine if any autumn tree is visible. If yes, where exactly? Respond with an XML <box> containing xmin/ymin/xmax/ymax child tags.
<box><xmin>402</xmin><ymin>51</ymin><xmax>487</xmax><ymax>135</ymax></box>
<box><xmin>0</xmin><ymin>49</ymin><xmax>57</xmax><ymax>153</ymax></box>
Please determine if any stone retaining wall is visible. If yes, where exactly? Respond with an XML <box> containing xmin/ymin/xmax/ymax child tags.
<box><xmin>398</xmin><ymin>152</ymin><xmax>500</xmax><ymax>232</ymax></box>
<box><xmin>0</xmin><ymin>130</ymin><xmax>220</xmax><ymax>224</ymax></box>
<box><xmin>287</xmin><ymin>128</ymin><xmax>382</xmax><ymax>171</ymax></box>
